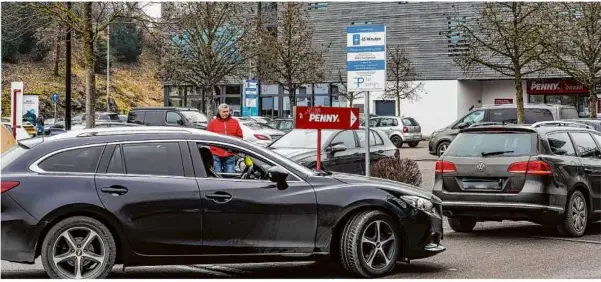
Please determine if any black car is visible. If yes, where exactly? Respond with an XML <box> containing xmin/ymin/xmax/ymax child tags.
<box><xmin>1</xmin><ymin>126</ymin><xmax>444</xmax><ymax>278</ymax></box>
<box><xmin>127</xmin><ymin>107</ymin><xmax>208</xmax><ymax>130</ymax></box>
<box><xmin>267</xmin><ymin>118</ymin><xmax>294</xmax><ymax>133</ymax></box>
<box><xmin>562</xmin><ymin>118</ymin><xmax>601</xmax><ymax>132</ymax></box>
<box><xmin>268</xmin><ymin>128</ymin><xmax>397</xmax><ymax>175</ymax></box>
<box><xmin>432</xmin><ymin>124</ymin><xmax>601</xmax><ymax>237</ymax></box>
<box><xmin>429</xmin><ymin>104</ymin><xmax>580</xmax><ymax>156</ymax></box>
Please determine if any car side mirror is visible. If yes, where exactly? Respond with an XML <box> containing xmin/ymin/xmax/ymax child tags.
<box><xmin>177</xmin><ymin>119</ymin><xmax>185</xmax><ymax>126</ymax></box>
<box><xmin>456</xmin><ymin>122</ymin><xmax>468</xmax><ymax>129</ymax></box>
<box><xmin>268</xmin><ymin>166</ymin><xmax>289</xmax><ymax>190</ymax></box>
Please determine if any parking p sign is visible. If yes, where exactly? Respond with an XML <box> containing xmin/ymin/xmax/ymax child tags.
<box><xmin>346</xmin><ymin>25</ymin><xmax>386</xmax><ymax>92</ymax></box>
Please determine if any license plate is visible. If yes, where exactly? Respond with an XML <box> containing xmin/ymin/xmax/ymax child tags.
<box><xmin>463</xmin><ymin>181</ymin><xmax>501</xmax><ymax>190</ymax></box>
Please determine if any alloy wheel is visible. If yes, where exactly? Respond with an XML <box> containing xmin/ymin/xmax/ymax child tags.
<box><xmin>51</xmin><ymin>227</ymin><xmax>107</xmax><ymax>279</ymax></box>
<box><xmin>360</xmin><ymin>220</ymin><xmax>396</xmax><ymax>271</ymax></box>
<box><xmin>571</xmin><ymin>195</ymin><xmax>587</xmax><ymax>233</ymax></box>
<box><xmin>438</xmin><ymin>143</ymin><xmax>448</xmax><ymax>156</ymax></box>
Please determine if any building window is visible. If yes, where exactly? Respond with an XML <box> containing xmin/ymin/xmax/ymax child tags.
<box><xmin>226</xmin><ymin>85</ymin><xmax>241</xmax><ymax>95</ymax></box>
<box><xmin>446</xmin><ymin>16</ymin><xmax>470</xmax><ymax>57</ymax></box>
<box><xmin>308</xmin><ymin>2</ymin><xmax>328</xmax><ymax>10</ymax></box>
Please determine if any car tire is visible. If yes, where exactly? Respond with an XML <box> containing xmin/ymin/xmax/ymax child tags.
<box><xmin>391</xmin><ymin>136</ymin><xmax>403</xmax><ymax>148</ymax></box>
<box><xmin>41</xmin><ymin>216</ymin><xmax>116</xmax><ymax>279</ymax></box>
<box><xmin>436</xmin><ymin>141</ymin><xmax>450</xmax><ymax>156</ymax></box>
<box><xmin>448</xmin><ymin>217</ymin><xmax>477</xmax><ymax>233</ymax></box>
<box><xmin>340</xmin><ymin>210</ymin><xmax>401</xmax><ymax>278</ymax></box>
<box><xmin>557</xmin><ymin>190</ymin><xmax>588</xmax><ymax>237</ymax></box>
<box><xmin>408</xmin><ymin>141</ymin><xmax>419</xmax><ymax>148</ymax></box>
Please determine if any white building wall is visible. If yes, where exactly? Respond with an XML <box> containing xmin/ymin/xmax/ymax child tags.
<box><xmin>480</xmin><ymin>80</ymin><xmax>528</xmax><ymax>105</ymax></box>
<box><xmin>457</xmin><ymin>80</ymin><xmax>483</xmax><ymax>118</ymax></box>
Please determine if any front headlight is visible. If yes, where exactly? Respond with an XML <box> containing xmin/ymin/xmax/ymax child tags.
<box><xmin>430</xmin><ymin>130</ymin><xmax>440</xmax><ymax>139</ymax></box>
<box><xmin>400</xmin><ymin>195</ymin><xmax>434</xmax><ymax>213</ymax></box>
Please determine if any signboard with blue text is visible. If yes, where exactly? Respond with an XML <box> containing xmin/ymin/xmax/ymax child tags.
<box><xmin>242</xmin><ymin>79</ymin><xmax>259</xmax><ymax>116</ymax></box>
<box><xmin>346</xmin><ymin>25</ymin><xmax>386</xmax><ymax>92</ymax></box>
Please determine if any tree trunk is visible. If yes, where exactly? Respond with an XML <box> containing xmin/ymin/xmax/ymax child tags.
<box><xmin>514</xmin><ymin>74</ymin><xmax>525</xmax><ymax>124</ymax></box>
<box><xmin>589</xmin><ymin>83</ymin><xmax>598</xmax><ymax>118</ymax></box>
<box><xmin>396</xmin><ymin>96</ymin><xmax>401</xmax><ymax>116</ymax></box>
<box><xmin>349</xmin><ymin>95</ymin><xmax>353</xmax><ymax>107</ymax></box>
<box><xmin>288</xmin><ymin>84</ymin><xmax>296</xmax><ymax>108</ymax></box>
<box><xmin>83</xmin><ymin>3</ymin><xmax>96</xmax><ymax>128</ymax></box>
<box><xmin>53</xmin><ymin>38</ymin><xmax>61</xmax><ymax>77</ymax></box>
<box><xmin>205</xmin><ymin>86</ymin><xmax>216</xmax><ymax>118</ymax></box>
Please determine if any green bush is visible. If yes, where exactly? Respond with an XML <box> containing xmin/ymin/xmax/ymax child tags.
<box><xmin>371</xmin><ymin>150</ymin><xmax>422</xmax><ymax>186</ymax></box>
<box><xmin>110</xmin><ymin>22</ymin><xmax>143</xmax><ymax>63</ymax></box>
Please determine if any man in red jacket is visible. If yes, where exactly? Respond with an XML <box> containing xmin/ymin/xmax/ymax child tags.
<box><xmin>206</xmin><ymin>103</ymin><xmax>244</xmax><ymax>173</ymax></box>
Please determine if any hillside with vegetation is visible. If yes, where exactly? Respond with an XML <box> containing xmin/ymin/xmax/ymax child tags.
<box><xmin>1</xmin><ymin>3</ymin><xmax>163</xmax><ymax>119</ymax></box>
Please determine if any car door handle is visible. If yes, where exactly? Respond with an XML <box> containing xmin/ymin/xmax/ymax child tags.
<box><xmin>206</xmin><ymin>191</ymin><xmax>233</xmax><ymax>203</ymax></box>
<box><xmin>101</xmin><ymin>186</ymin><xmax>128</xmax><ymax>196</ymax></box>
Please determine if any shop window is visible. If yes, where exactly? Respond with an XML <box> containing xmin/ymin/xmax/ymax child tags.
<box><xmin>226</xmin><ymin>85</ymin><xmax>241</xmax><ymax>94</ymax></box>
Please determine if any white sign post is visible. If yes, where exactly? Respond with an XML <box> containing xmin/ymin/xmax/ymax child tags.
<box><xmin>10</xmin><ymin>82</ymin><xmax>24</xmax><ymax>138</ymax></box>
<box><xmin>346</xmin><ymin>25</ymin><xmax>386</xmax><ymax>177</ymax></box>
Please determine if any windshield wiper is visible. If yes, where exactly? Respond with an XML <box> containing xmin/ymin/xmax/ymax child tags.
<box><xmin>481</xmin><ymin>150</ymin><xmax>514</xmax><ymax>157</ymax></box>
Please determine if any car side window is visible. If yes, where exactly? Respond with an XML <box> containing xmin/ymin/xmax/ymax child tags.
<box><xmin>38</xmin><ymin>146</ymin><xmax>104</xmax><ymax>173</ymax></box>
<box><xmin>144</xmin><ymin>111</ymin><xmax>164</xmax><ymax>125</ymax></box>
<box><xmin>546</xmin><ymin>133</ymin><xmax>576</xmax><ymax>156</ymax></box>
<box><xmin>122</xmin><ymin>142</ymin><xmax>184</xmax><ymax>176</ymax></box>
<box><xmin>592</xmin><ymin>133</ymin><xmax>601</xmax><ymax>148</ymax></box>
<box><xmin>106</xmin><ymin>145</ymin><xmax>125</xmax><ymax>174</ymax></box>
<box><xmin>489</xmin><ymin>108</ymin><xmax>517</xmax><ymax>123</ymax></box>
<box><xmin>331</xmin><ymin>130</ymin><xmax>357</xmax><ymax>149</ymax></box>
<box><xmin>570</xmin><ymin>132</ymin><xmax>599</xmax><ymax>159</ymax></box>
<box><xmin>525</xmin><ymin>108</ymin><xmax>554</xmax><ymax>124</ymax></box>
<box><xmin>128</xmin><ymin>111</ymin><xmax>145</xmax><ymax>124</ymax></box>
<box><xmin>380</xmin><ymin>118</ymin><xmax>394</xmax><ymax>127</ymax></box>
<box><xmin>369</xmin><ymin>119</ymin><xmax>379</xmax><ymax>127</ymax></box>
<box><xmin>455</xmin><ymin>110</ymin><xmax>485</xmax><ymax>128</ymax></box>
<box><xmin>356</xmin><ymin>130</ymin><xmax>384</xmax><ymax>147</ymax></box>
<box><xmin>166</xmin><ymin>112</ymin><xmax>183</xmax><ymax>124</ymax></box>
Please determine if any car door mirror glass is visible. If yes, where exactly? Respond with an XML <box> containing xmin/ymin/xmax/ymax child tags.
<box><xmin>330</xmin><ymin>144</ymin><xmax>348</xmax><ymax>153</ymax></box>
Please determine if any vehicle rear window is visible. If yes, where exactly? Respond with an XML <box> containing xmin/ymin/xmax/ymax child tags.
<box><xmin>402</xmin><ymin>118</ymin><xmax>419</xmax><ymax>126</ymax></box>
<box><xmin>525</xmin><ymin>108</ymin><xmax>554</xmax><ymax>124</ymax></box>
<box><xmin>38</xmin><ymin>146</ymin><xmax>104</xmax><ymax>173</ymax></box>
<box><xmin>560</xmin><ymin>108</ymin><xmax>579</xmax><ymax>119</ymax></box>
<box><xmin>445</xmin><ymin>132</ymin><xmax>534</xmax><ymax>157</ymax></box>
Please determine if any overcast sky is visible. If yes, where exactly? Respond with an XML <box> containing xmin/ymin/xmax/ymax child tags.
<box><xmin>142</xmin><ymin>2</ymin><xmax>161</xmax><ymax>18</ymax></box>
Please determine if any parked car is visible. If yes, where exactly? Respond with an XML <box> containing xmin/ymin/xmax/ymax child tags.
<box><xmin>1</xmin><ymin>126</ymin><xmax>445</xmax><ymax>278</ymax></box>
<box><xmin>429</xmin><ymin>104</ymin><xmax>580</xmax><ymax>156</ymax></box>
<box><xmin>359</xmin><ymin>113</ymin><xmax>379</xmax><ymax>126</ymax></box>
<box><xmin>267</xmin><ymin>118</ymin><xmax>294</xmax><ymax>133</ymax></box>
<box><xmin>127</xmin><ymin>107</ymin><xmax>208</xmax><ymax>130</ymax></box>
<box><xmin>562</xmin><ymin>118</ymin><xmax>601</xmax><ymax>132</ymax></box>
<box><xmin>233</xmin><ymin>116</ymin><xmax>272</xmax><ymax>125</ymax></box>
<box><xmin>369</xmin><ymin>116</ymin><xmax>422</xmax><ymax>148</ymax></box>
<box><xmin>268</xmin><ymin>128</ymin><xmax>397</xmax><ymax>175</ymax></box>
<box><xmin>432</xmin><ymin>124</ymin><xmax>601</xmax><ymax>237</ymax></box>
<box><xmin>118</xmin><ymin>115</ymin><xmax>127</xmax><ymax>123</ymax></box>
<box><xmin>239</xmin><ymin>121</ymin><xmax>286</xmax><ymax>147</ymax></box>
<box><xmin>72</xmin><ymin>112</ymin><xmax>120</xmax><ymax>125</ymax></box>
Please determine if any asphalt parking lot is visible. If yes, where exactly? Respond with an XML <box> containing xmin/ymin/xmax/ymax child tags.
<box><xmin>2</xmin><ymin>142</ymin><xmax>600</xmax><ymax>279</ymax></box>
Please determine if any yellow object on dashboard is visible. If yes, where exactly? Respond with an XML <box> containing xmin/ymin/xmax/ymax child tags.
<box><xmin>244</xmin><ymin>156</ymin><xmax>253</xmax><ymax>167</ymax></box>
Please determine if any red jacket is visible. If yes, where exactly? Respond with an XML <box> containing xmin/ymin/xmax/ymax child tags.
<box><xmin>207</xmin><ymin>116</ymin><xmax>243</xmax><ymax>157</ymax></box>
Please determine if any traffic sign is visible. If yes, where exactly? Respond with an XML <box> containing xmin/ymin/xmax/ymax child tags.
<box><xmin>51</xmin><ymin>93</ymin><xmax>59</xmax><ymax>103</ymax></box>
<box><xmin>346</xmin><ymin>25</ymin><xmax>387</xmax><ymax>92</ymax></box>
<box><xmin>243</xmin><ymin>79</ymin><xmax>259</xmax><ymax>116</ymax></box>
<box><xmin>295</xmin><ymin>106</ymin><xmax>360</xmax><ymax>130</ymax></box>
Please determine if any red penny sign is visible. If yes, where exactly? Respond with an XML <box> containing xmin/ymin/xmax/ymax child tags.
<box><xmin>295</xmin><ymin>106</ymin><xmax>360</xmax><ymax>130</ymax></box>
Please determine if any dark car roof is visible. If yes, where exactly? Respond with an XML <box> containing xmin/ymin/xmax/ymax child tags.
<box><xmin>476</xmin><ymin>104</ymin><xmax>577</xmax><ymax>110</ymax></box>
<box><xmin>460</xmin><ymin>125</ymin><xmax>597</xmax><ymax>136</ymax></box>
<box><xmin>129</xmin><ymin>107</ymin><xmax>200</xmax><ymax>112</ymax></box>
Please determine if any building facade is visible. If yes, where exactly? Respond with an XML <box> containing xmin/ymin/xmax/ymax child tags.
<box><xmin>162</xmin><ymin>2</ymin><xmax>600</xmax><ymax>135</ymax></box>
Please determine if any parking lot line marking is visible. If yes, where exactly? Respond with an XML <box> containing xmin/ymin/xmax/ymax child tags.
<box><xmin>529</xmin><ymin>236</ymin><xmax>601</xmax><ymax>245</ymax></box>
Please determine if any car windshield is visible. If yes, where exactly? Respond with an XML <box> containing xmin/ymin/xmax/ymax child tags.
<box><xmin>181</xmin><ymin>111</ymin><xmax>208</xmax><ymax>123</ymax></box>
<box><xmin>269</xmin><ymin>129</ymin><xmax>336</xmax><ymax>149</ymax></box>
<box><xmin>445</xmin><ymin>132</ymin><xmax>534</xmax><ymax>157</ymax></box>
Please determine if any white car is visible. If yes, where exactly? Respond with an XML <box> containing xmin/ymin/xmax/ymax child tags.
<box><xmin>239</xmin><ymin>121</ymin><xmax>285</xmax><ymax>147</ymax></box>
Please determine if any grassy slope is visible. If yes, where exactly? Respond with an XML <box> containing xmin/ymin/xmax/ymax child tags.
<box><xmin>1</xmin><ymin>51</ymin><xmax>163</xmax><ymax>118</ymax></box>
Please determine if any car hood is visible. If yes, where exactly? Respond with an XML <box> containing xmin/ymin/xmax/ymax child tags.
<box><xmin>270</xmin><ymin>147</ymin><xmax>318</xmax><ymax>162</ymax></box>
<box><xmin>331</xmin><ymin>172</ymin><xmax>436</xmax><ymax>201</ymax></box>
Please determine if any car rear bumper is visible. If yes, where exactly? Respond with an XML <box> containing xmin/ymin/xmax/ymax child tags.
<box><xmin>1</xmin><ymin>194</ymin><xmax>38</xmax><ymax>263</ymax></box>
<box><xmin>402</xmin><ymin>133</ymin><xmax>422</xmax><ymax>142</ymax></box>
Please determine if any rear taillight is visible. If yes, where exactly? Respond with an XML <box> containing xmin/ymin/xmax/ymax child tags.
<box><xmin>1</xmin><ymin>181</ymin><xmax>20</xmax><ymax>193</ymax></box>
<box><xmin>435</xmin><ymin>161</ymin><xmax>456</xmax><ymax>174</ymax></box>
<box><xmin>254</xmin><ymin>134</ymin><xmax>270</xmax><ymax>140</ymax></box>
<box><xmin>507</xmin><ymin>161</ymin><xmax>552</xmax><ymax>176</ymax></box>
<box><xmin>403</xmin><ymin>127</ymin><xmax>408</xmax><ymax>133</ymax></box>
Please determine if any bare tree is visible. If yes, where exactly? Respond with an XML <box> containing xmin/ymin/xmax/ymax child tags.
<box><xmin>384</xmin><ymin>45</ymin><xmax>424</xmax><ymax>116</ymax></box>
<box><xmin>159</xmin><ymin>2</ymin><xmax>259</xmax><ymax>116</ymax></box>
<box><xmin>257</xmin><ymin>2</ymin><xmax>329</xmax><ymax>108</ymax></box>
<box><xmin>335</xmin><ymin>69</ymin><xmax>364</xmax><ymax>107</ymax></box>
<box><xmin>31</xmin><ymin>2</ymin><xmax>149</xmax><ymax>127</ymax></box>
<box><xmin>540</xmin><ymin>3</ymin><xmax>601</xmax><ymax>118</ymax></box>
<box><xmin>451</xmin><ymin>2</ymin><xmax>547</xmax><ymax>124</ymax></box>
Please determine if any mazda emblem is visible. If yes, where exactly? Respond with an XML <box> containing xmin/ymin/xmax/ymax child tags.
<box><xmin>476</xmin><ymin>162</ymin><xmax>486</xmax><ymax>172</ymax></box>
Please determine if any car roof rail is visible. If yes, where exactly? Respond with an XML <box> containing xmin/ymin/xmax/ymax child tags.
<box><xmin>468</xmin><ymin>121</ymin><xmax>516</xmax><ymax>128</ymax></box>
<box><xmin>531</xmin><ymin>121</ymin><xmax>593</xmax><ymax>129</ymax></box>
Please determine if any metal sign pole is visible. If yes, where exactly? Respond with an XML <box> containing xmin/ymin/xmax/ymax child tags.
<box><xmin>365</xmin><ymin>91</ymin><xmax>370</xmax><ymax>177</ymax></box>
<box><xmin>54</xmin><ymin>103</ymin><xmax>57</xmax><ymax>121</ymax></box>
<box><xmin>316</xmin><ymin>129</ymin><xmax>322</xmax><ymax>171</ymax></box>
